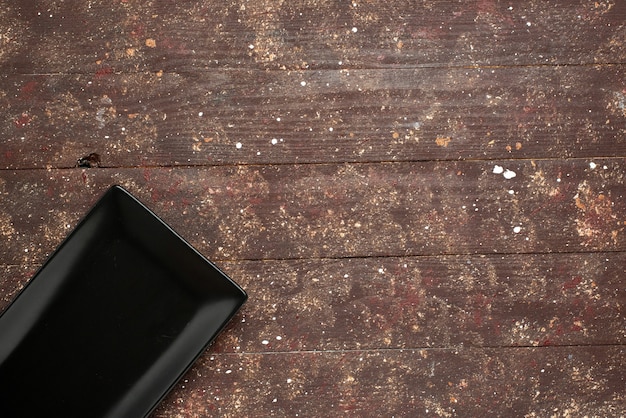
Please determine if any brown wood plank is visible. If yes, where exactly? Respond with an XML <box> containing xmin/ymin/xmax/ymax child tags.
<box><xmin>151</xmin><ymin>347</ymin><xmax>625</xmax><ymax>417</ymax></box>
<box><xmin>216</xmin><ymin>253</ymin><xmax>626</xmax><ymax>351</ymax></box>
<box><xmin>1</xmin><ymin>65</ymin><xmax>625</xmax><ymax>169</ymax></box>
<box><xmin>3</xmin><ymin>252</ymin><xmax>624</xmax><ymax>349</ymax></box>
<box><xmin>1</xmin><ymin>0</ymin><xmax>624</xmax><ymax>74</ymax></box>
<box><xmin>1</xmin><ymin>159</ymin><xmax>626</xmax><ymax>264</ymax></box>
<box><xmin>1</xmin><ymin>1</ymin><xmax>624</xmax><ymax>416</ymax></box>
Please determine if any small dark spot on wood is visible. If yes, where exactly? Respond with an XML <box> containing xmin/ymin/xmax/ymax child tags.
<box><xmin>77</xmin><ymin>153</ymin><xmax>101</xmax><ymax>168</ymax></box>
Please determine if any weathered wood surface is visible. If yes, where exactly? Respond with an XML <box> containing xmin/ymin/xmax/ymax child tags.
<box><xmin>1</xmin><ymin>0</ymin><xmax>625</xmax><ymax>416</ymax></box>
<box><xmin>2</xmin><ymin>251</ymin><xmax>624</xmax><ymax>351</ymax></box>
<box><xmin>151</xmin><ymin>347</ymin><xmax>625</xmax><ymax>417</ymax></box>
<box><xmin>1</xmin><ymin>159</ymin><xmax>625</xmax><ymax>265</ymax></box>
<box><xmin>0</xmin><ymin>0</ymin><xmax>624</xmax><ymax>74</ymax></box>
<box><xmin>1</xmin><ymin>65</ymin><xmax>625</xmax><ymax>169</ymax></box>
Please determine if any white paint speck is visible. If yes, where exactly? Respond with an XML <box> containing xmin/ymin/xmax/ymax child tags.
<box><xmin>526</xmin><ymin>22</ymin><xmax>532</xmax><ymax>27</ymax></box>
<box><xmin>603</xmin><ymin>165</ymin><xmax>608</xmax><ymax>170</ymax></box>
<box><xmin>276</xmin><ymin>335</ymin><xmax>282</xmax><ymax>340</ymax></box>
<box><xmin>272</xmin><ymin>398</ymin><xmax>277</xmax><ymax>403</ymax></box>
<box><xmin>329</xmin><ymin>127</ymin><xmax>334</xmax><ymax>132</ymax></box>
<box><xmin>493</xmin><ymin>165</ymin><xmax>504</xmax><ymax>174</ymax></box>
<box><xmin>287</xmin><ymin>378</ymin><xmax>293</xmax><ymax>383</ymax></box>
<box><xmin>198</xmin><ymin>111</ymin><xmax>203</xmax><ymax>117</ymax></box>
<box><xmin>503</xmin><ymin>169</ymin><xmax>516</xmax><ymax>179</ymax></box>
<box><xmin>271</xmin><ymin>138</ymin><xmax>278</xmax><ymax>145</ymax></box>
<box><xmin>236</xmin><ymin>142</ymin><xmax>242</xmax><ymax>149</ymax></box>
<box><xmin>248</xmin><ymin>44</ymin><xmax>254</xmax><ymax>49</ymax></box>
<box><xmin>378</xmin><ymin>268</ymin><xmax>384</xmax><ymax>274</ymax></box>
<box><xmin>513</xmin><ymin>226</ymin><xmax>522</xmax><ymax>233</ymax></box>
<box><xmin>300</xmin><ymin>81</ymin><xmax>307</xmax><ymax>86</ymax></box>
<box><xmin>276</xmin><ymin>117</ymin><xmax>281</xmax><ymax>122</ymax></box>
<box><xmin>589</xmin><ymin>162</ymin><xmax>597</xmax><ymax>170</ymax></box>
<box><xmin>351</xmin><ymin>27</ymin><xmax>358</xmax><ymax>33</ymax></box>
<box><xmin>508</xmin><ymin>189</ymin><xmax>515</xmax><ymax>195</ymax></box>
<box><xmin>225</xmin><ymin>369</ymin><xmax>232</xmax><ymax>374</ymax></box>
<box><xmin>261</xmin><ymin>339</ymin><xmax>269</xmax><ymax>345</ymax></box>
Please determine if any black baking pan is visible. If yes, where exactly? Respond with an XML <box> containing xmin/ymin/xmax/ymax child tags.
<box><xmin>0</xmin><ymin>185</ymin><xmax>247</xmax><ymax>417</ymax></box>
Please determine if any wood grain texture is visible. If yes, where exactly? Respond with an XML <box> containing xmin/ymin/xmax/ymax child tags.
<box><xmin>0</xmin><ymin>0</ymin><xmax>624</xmax><ymax>74</ymax></box>
<box><xmin>2</xmin><ymin>252</ymin><xmax>624</xmax><ymax>350</ymax></box>
<box><xmin>0</xmin><ymin>0</ymin><xmax>625</xmax><ymax>416</ymax></box>
<box><xmin>151</xmin><ymin>347</ymin><xmax>625</xmax><ymax>417</ymax></box>
<box><xmin>1</xmin><ymin>159</ymin><xmax>625</xmax><ymax>265</ymax></box>
<box><xmin>1</xmin><ymin>65</ymin><xmax>625</xmax><ymax>169</ymax></box>
<box><xmin>216</xmin><ymin>253</ymin><xmax>626</xmax><ymax>351</ymax></box>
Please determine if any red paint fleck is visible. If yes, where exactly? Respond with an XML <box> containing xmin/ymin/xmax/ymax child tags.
<box><xmin>168</xmin><ymin>179</ymin><xmax>182</xmax><ymax>195</ymax></box>
<box><xmin>572</xmin><ymin>296</ymin><xmax>583</xmax><ymax>308</ymax></box>
<box><xmin>493</xmin><ymin>321</ymin><xmax>502</xmax><ymax>336</ymax></box>
<box><xmin>555</xmin><ymin>324</ymin><xmax>564</xmax><ymax>336</ymax></box>
<box><xmin>523</xmin><ymin>105</ymin><xmax>537</xmax><ymax>113</ymax></box>
<box><xmin>571</xmin><ymin>323</ymin><xmax>582</xmax><ymax>332</ymax></box>
<box><xmin>4</xmin><ymin>150</ymin><xmax>13</xmax><ymax>159</ymax></box>
<box><xmin>473</xmin><ymin>310</ymin><xmax>483</xmax><ymax>326</ymax></box>
<box><xmin>421</xmin><ymin>276</ymin><xmax>438</xmax><ymax>287</ymax></box>
<box><xmin>20</xmin><ymin>81</ymin><xmax>39</xmax><ymax>99</ymax></box>
<box><xmin>82</xmin><ymin>172</ymin><xmax>88</xmax><ymax>184</ymax></box>
<box><xmin>542</xmin><ymin>338</ymin><xmax>552</xmax><ymax>346</ymax></box>
<box><xmin>95</xmin><ymin>67</ymin><xmax>113</xmax><ymax>79</ymax></box>
<box><xmin>562</xmin><ymin>276</ymin><xmax>582</xmax><ymax>291</ymax></box>
<box><xmin>584</xmin><ymin>304</ymin><xmax>596</xmax><ymax>320</ymax></box>
<box><xmin>14</xmin><ymin>113</ymin><xmax>31</xmax><ymax>128</ymax></box>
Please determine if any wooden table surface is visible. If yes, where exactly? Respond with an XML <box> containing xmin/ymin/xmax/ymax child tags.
<box><xmin>0</xmin><ymin>1</ymin><xmax>624</xmax><ymax>416</ymax></box>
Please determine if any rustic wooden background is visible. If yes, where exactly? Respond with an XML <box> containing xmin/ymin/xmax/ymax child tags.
<box><xmin>1</xmin><ymin>0</ymin><xmax>625</xmax><ymax>416</ymax></box>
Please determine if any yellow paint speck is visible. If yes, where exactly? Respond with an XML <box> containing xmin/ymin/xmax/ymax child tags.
<box><xmin>435</xmin><ymin>136</ymin><xmax>451</xmax><ymax>147</ymax></box>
